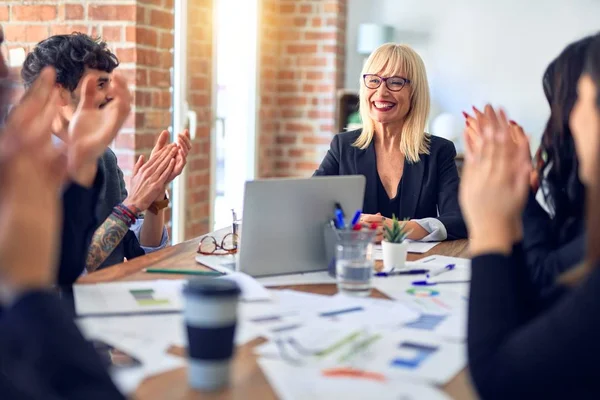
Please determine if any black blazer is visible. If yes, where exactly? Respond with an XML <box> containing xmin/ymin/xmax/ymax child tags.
<box><xmin>314</xmin><ymin>129</ymin><xmax>467</xmax><ymax>240</ymax></box>
<box><xmin>522</xmin><ymin>190</ymin><xmax>585</xmax><ymax>291</ymax></box>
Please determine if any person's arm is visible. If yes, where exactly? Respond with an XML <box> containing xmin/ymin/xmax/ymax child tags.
<box><xmin>468</xmin><ymin>247</ymin><xmax>600</xmax><ymax>399</ymax></box>
<box><xmin>138</xmin><ymin>193</ymin><xmax>168</xmax><ymax>247</ymax></box>
<box><xmin>314</xmin><ymin>134</ymin><xmax>341</xmax><ymax>176</ymax></box>
<box><xmin>57</xmin><ymin>166</ymin><xmax>104</xmax><ymax>285</ymax></box>
<box><xmin>0</xmin><ymin>291</ymin><xmax>125</xmax><ymax>399</ymax></box>
<box><xmin>410</xmin><ymin>141</ymin><xmax>467</xmax><ymax>241</ymax></box>
<box><xmin>85</xmin><ymin>210</ymin><xmax>132</xmax><ymax>272</ymax></box>
<box><xmin>522</xmin><ymin>191</ymin><xmax>586</xmax><ymax>290</ymax></box>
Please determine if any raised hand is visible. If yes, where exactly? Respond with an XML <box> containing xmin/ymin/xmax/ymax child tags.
<box><xmin>150</xmin><ymin>128</ymin><xmax>192</xmax><ymax>188</ymax></box>
<box><xmin>459</xmin><ymin>105</ymin><xmax>532</xmax><ymax>254</ymax></box>
<box><xmin>0</xmin><ymin>67</ymin><xmax>67</xmax><ymax>303</ymax></box>
<box><xmin>68</xmin><ymin>72</ymin><xmax>132</xmax><ymax>186</ymax></box>
<box><xmin>123</xmin><ymin>145</ymin><xmax>178</xmax><ymax>212</ymax></box>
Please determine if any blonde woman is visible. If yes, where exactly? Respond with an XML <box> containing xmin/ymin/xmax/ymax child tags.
<box><xmin>315</xmin><ymin>43</ymin><xmax>466</xmax><ymax>241</ymax></box>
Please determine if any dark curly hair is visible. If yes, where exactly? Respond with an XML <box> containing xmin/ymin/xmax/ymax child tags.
<box><xmin>21</xmin><ymin>33</ymin><xmax>119</xmax><ymax>91</ymax></box>
<box><xmin>536</xmin><ymin>36</ymin><xmax>594</xmax><ymax>237</ymax></box>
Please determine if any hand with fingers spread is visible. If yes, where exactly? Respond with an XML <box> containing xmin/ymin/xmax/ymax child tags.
<box><xmin>150</xmin><ymin>128</ymin><xmax>192</xmax><ymax>197</ymax></box>
<box><xmin>123</xmin><ymin>145</ymin><xmax>178</xmax><ymax>212</ymax></box>
<box><xmin>0</xmin><ymin>68</ymin><xmax>68</xmax><ymax>302</ymax></box>
<box><xmin>459</xmin><ymin>105</ymin><xmax>532</xmax><ymax>254</ymax></box>
<box><xmin>68</xmin><ymin>72</ymin><xmax>132</xmax><ymax>187</ymax></box>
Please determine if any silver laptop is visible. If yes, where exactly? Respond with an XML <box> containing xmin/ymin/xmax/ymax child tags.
<box><xmin>237</xmin><ymin>176</ymin><xmax>365</xmax><ymax>277</ymax></box>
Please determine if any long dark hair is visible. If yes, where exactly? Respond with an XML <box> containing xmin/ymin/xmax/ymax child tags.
<box><xmin>537</xmin><ymin>36</ymin><xmax>594</xmax><ymax>237</ymax></box>
<box><xmin>560</xmin><ymin>32</ymin><xmax>600</xmax><ymax>286</ymax></box>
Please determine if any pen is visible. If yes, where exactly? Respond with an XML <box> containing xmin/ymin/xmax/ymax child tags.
<box><xmin>334</xmin><ymin>202</ymin><xmax>345</xmax><ymax>219</ymax></box>
<box><xmin>335</xmin><ymin>209</ymin><xmax>346</xmax><ymax>229</ymax></box>
<box><xmin>350</xmin><ymin>210</ymin><xmax>361</xmax><ymax>226</ymax></box>
<box><xmin>375</xmin><ymin>269</ymin><xmax>429</xmax><ymax>277</ymax></box>
<box><xmin>412</xmin><ymin>280</ymin><xmax>470</xmax><ymax>286</ymax></box>
<box><xmin>144</xmin><ymin>268</ymin><xmax>223</xmax><ymax>276</ymax></box>
<box><xmin>426</xmin><ymin>264</ymin><xmax>455</xmax><ymax>279</ymax></box>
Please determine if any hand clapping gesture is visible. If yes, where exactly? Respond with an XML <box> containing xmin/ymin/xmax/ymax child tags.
<box><xmin>460</xmin><ymin>105</ymin><xmax>532</xmax><ymax>255</ymax></box>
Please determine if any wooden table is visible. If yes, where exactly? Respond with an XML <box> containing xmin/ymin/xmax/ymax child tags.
<box><xmin>79</xmin><ymin>238</ymin><xmax>478</xmax><ymax>400</ymax></box>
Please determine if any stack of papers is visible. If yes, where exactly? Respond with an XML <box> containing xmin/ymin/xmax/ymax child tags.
<box><xmin>73</xmin><ymin>273</ymin><xmax>271</xmax><ymax>316</ymax></box>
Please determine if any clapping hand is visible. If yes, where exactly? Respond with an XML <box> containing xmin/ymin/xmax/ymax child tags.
<box><xmin>460</xmin><ymin>105</ymin><xmax>532</xmax><ymax>255</ymax></box>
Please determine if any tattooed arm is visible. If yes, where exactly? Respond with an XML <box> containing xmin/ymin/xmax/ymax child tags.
<box><xmin>85</xmin><ymin>213</ymin><xmax>129</xmax><ymax>273</ymax></box>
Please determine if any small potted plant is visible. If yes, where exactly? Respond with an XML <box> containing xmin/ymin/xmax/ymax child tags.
<box><xmin>382</xmin><ymin>215</ymin><xmax>410</xmax><ymax>271</ymax></box>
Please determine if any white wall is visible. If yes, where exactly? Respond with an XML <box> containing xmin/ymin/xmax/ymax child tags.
<box><xmin>346</xmin><ymin>0</ymin><xmax>600</xmax><ymax>147</ymax></box>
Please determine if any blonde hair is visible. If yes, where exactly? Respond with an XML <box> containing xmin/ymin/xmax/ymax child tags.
<box><xmin>354</xmin><ymin>43</ymin><xmax>431</xmax><ymax>163</ymax></box>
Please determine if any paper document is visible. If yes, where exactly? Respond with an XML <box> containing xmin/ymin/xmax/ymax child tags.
<box><xmin>258</xmin><ymin>358</ymin><xmax>451</xmax><ymax>400</ymax></box>
<box><xmin>219</xmin><ymin>272</ymin><xmax>272</xmax><ymax>301</ymax></box>
<box><xmin>74</xmin><ymin>280</ymin><xmax>186</xmax><ymax>316</ymax></box>
<box><xmin>374</xmin><ymin>241</ymin><xmax>441</xmax><ymax>259</ymax></box>
<box><xmin>255</xmin><ymin>324</ymin><xmax>465</xmax><ymax>386</ymax></box>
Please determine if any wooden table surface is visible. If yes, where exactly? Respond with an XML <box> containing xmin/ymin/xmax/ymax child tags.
<box><xmin>78</xmin><ymin>237</ymin><xmax>478</xmax><ymax>400</ymax></box>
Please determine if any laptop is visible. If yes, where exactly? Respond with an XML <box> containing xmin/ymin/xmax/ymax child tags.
<box><xmin>236</xmin><ymin>175</ymin><xmax>365</xmax><ymax>277</ymax></box>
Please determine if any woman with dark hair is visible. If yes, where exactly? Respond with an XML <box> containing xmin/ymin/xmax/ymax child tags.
<box><xmin>521</xmin><ymin>36</ymin><xmax>593</xmax><ymax>290</ymax></box>
<box><xmin>464</xmin><ymin>37</ymin><xmax>592</xmax><ymax>291</ymax></box>
<box><xmin>462</xmin><ymin>32</ymin><xmax>600</xmax><ymax>399</ymax></box>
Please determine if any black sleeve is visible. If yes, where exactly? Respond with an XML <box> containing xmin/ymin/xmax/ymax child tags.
<box><xmin>522</xmin><ymin>191</ymin><xmax>585</xmax><ymax>290</ymax></box>
<box><xmin>314</xmin><ymin>134</ymin><xmax>341</xmax><ymax>176</ymax></box>
<box><xmin>0</xmin><ymin>291</ymin><xmax>124</xmax><ymax>399</ymax></box>
<box><xmin>468</xmin><ymin>248</ymin><xmax>600</xmax><ymax>399</ymax></box>
<box><xmin>435</xmin><ymin>142</ymin><xmax>467</xmax><ymax>239</ymax></box>
<box><xmin>57</xmin><ymin>168</ymin><xmax>104</xmax><ymax>286</ymax></box>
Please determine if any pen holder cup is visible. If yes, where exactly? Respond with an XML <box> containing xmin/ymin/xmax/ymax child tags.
<box><xmin>323</xmin><ymin>224</ymin><xmax>376</xmax><ymax>278</ymax></box>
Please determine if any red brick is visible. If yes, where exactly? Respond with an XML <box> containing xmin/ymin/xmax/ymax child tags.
<box><xmin>114</xmin><ymin>47</ymin><xmax>136</xmax><ymax>64</ymax></box>
<box><xmin>137</xmin><ymin>48</ymin><xmax>161</xmax><ymax>66</ymax></box>
<box><xmin>320</xmin><ymin>124</ymin><xmax>334</xmax><ymax>132</ymax></box>
<box><xmin>289</xmin><ymin>149</ymin><xmax>305</xmax><ymax>157</ymax></box>
<box><xmin>311</xmin><ymin>17</ymin><xmax>323</xmax><ymax>27</ymax></box>
<box><xmin>13</xmin><ymin>5</ymin><xmax>57</xmax><ymax>21</ymax></box>
<box><xmin>281</xmin><ymin>109</ymin><xmax>303</xmax><ymax>118</ymax></box>
<box><xmin>277</xmin><ymin>83</ymin><xmax>297</xmax><ymax>92</ymax></box>
<box><xmin>152</xmin><ymin>91</ymin><xmax>171</xmax><ymax>108</ymax></box>
<box><xmin>0</xmin><ymin>6</ymin><xmax>9</xmax><ymax>21</ymax></box>
<box><xmin>293</xmin><ymin>17</ymin><xmax>308</xmax><ymax>27</ymax></box>
<box><xmin>150</xmin><ymin>9</ymin><xmax>173</xmax><ymax>30</ymax></box>
<box><xmin>275</xmin><ymin>136</ymin><xmax>296</xmax><ymax>145</ymax></box>
<box><xmin>279</xmin><ymin>31</ymin><xmax>301</xmax><ymax>41</ymax></box>
<box><xmin>102</xmin><ymin>26</ymin><xmax>123</xmax><ymax>43</ymax></box>
<box><xmin>149</xmin><ymin>70</ymin><xmax>171</xmax><ymax>88</ymax></box>
<box><xmin>64</xmin><ymin>4</ymin><xmax>84</xmax><ymax>20</ymax></box>
<box><xmin>297</xmin><ymin>57</ymin><xmax>328</xmax><ymax>67</ymax></box>
<box><xmin>305</xmin><ymin>31</ymin><xmax>337</xmax><ymax>41</ymax></box>
<box><xmin>145</xmin><ymin>110</ymin><xmax>169</xmax><ymax>129</ymax></box>
<box><xmin>287</xmin><ymin>44</ymin><xmax>317</xmax><ymax>54</ymax></box>
<box><xmin>89</xmin><ymin>5</ymin><xmax>136</xmax><ymax>21</ymax></box>
<box><xmin>277</xmin><ymin>70</ymin><xmax>296</xmax><ymax>80</ymax></box>
<box><xmin>275</xmin><ymin>161</ymin><xmax>291</xmax><ymax>170</ymax></box>
<box><xmin>299</xmin><ymin>4</ymin><xmax>313</xmax><ymax>13</ymax></box>
<box><xmin>126</xmin><ymin>26</ymin><xmax>158</xmax><ymax>47</ymax></box>
<box><xmin>308</xmin><ymin>110</ymin><xmax>334</xmax><ymax>119</ymax></box>
<box><xmin>136</xmin><ymin>6</ymin><xmax>148</xmax><ymax>24</ymax></box>
<box><xmin>159</xmin><ymin>32</ymin><xmax>174</xmax><ymax>49</ymax></box>
<box><xmin>303</xmin><ymin>136</ymin><xmax>334</xmax><ymax>145</ymax></box>
<box><xmin>306</xmin><ymin>71</ymin><xmax>325</xmax><ymax>80</ymax></box>
<box><xmin>279</xmin><ymin>96</ymin><xmax>307</xmax><ymax>106</ymax></box>
<box><xmin>285</xmin><ymin>123</ymin><xmax>313</xmax><ymax>133</ymax></box>
<box><xmin>134</xmin><ymin>90</ymin><xmax>152</xmax><ymax>107</ymax></box>
<box><xmin>280</xmin><ymin>3</ymin><xmax>295</xmax><ymax>13</ymax></box>
<box><xmin>5</xmin><ymin>25</ymin><xmax>49</xmax><ymax>43</ymax></box>
<box><xmin>295</xmin><ymin>162</ymin><xmax>319</xmax><ymax>171</ymax></box>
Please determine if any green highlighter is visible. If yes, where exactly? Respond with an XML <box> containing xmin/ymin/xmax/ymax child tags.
<box><xmin>144</xmin><ymin>268</ymin><xmax>222</xmax><ymax>276</ymax></box>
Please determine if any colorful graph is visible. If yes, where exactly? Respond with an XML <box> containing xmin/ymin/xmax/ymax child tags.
<box><xmin>406</xmin><ymin>288</ymin><xmax>440</xmax><ymax>297</ymax></box>
<box><xmin>129</xmin><ymin>289</ymin><xmax>171</xmax><ymax>306</ymax></box>
<box><xmin>391</xmin><ymin>341</ymin><xmax>438</xmax><ymax>369</ymax></box>
<box><xmin>404</xmin><ymin>314</ymin><xmax>446</xmax><ymax>331</ymax></box>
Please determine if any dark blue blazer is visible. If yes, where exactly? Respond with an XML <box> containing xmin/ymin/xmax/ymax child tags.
<box><xmin>314</xmin><ymin>129</ymin><xmax>467</xmax><ymax>240</ymax></box>
<box><xmin>0</xmin><ymin>167</ymin><xmax>124</xmax><ymax>399</ymax></box>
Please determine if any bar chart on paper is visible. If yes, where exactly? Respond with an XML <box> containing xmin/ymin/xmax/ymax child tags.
<box><xmin>73</xmin><ymin>280</ymin><xmax>185</xmax><ymax>316</ymax></box>
<box><xmin>129</xmin><ymin>289</ymin><xmax>171</xmax><ymax>307</ymax></box>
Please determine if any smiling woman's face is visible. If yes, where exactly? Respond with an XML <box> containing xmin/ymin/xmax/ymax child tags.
<box><xmin>364</xmin><ymin>71</ymin><xmax>411</xmax><ymax>128</ymax></box>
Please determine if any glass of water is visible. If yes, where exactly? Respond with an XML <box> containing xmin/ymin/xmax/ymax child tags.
<box><xmin>335</xmin><ymin>230</ymin><xmax>376</xmax><ymax>297</ymax></box>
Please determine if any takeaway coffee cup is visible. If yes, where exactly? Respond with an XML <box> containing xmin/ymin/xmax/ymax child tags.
<box><xmin>183</xmin><ymin>277</ymin><xmax>240</xmax><ymax>391</ymax></box>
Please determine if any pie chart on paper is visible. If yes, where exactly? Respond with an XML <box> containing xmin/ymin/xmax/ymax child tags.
<box><xmin>406</xmin><ymin>288</ymin><xmax>440</xmax><ymax>297</ymax></box>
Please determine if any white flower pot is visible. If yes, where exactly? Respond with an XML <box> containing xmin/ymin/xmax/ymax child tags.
<box><xmin>381</xmin><ymin>241</ymin><xmax>409</xmax><ymax>271</ymax></box>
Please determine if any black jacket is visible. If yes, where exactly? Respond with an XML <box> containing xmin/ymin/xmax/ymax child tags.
<box><xmin>314</xmin><ymin>129</ymin><xmax>467</xmax><ymax>239</ymax></box>
<box><xmin>0</xmin><ymin>169</ymin><xmax>124</xmax><ymax>399</ymax></box>
<box><xmin>469</xmin><ymin>245</ymin><xmax>599</xmax><ymax>399</ymax></box>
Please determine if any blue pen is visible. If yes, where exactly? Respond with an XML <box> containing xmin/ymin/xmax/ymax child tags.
<box><xmin>335</xmin><ymin>209</ymin><xmax>346</xmax><ymax>229</ymax></box>
<box><xmin>375</xmin><ymin>269</ymin><xmax>429</xmax><ymax>277</ymax></box>
<box><xmin>412</xmin><ymin>280</ymin><xmax>470</xmax><ymax>286</ymax></box>
<box><xmin>350</xmin><ymin>210</ymin><xmax>362</xmax><ymax>227</ymax></box>
<box><xmin>426</xmin><ymin>264</ymin><xmax>455</xmax><ymax>279</ymax></box>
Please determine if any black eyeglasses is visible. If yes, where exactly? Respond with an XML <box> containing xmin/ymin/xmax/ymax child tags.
<box><xmin>363</xmin><ymin>74</ymin><xmax>411</xmax><ymax>92</ymax></box>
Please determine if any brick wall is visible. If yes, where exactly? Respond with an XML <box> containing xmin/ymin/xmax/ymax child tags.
<box><xmin>185</xmin><ymin>0</ymin><xmax>213</xmax><ymax>238</ymax></box>
<box><xmin>258</xmin><ymin>0</ymin><xmax>347</xmax><ymax>178</ymax></box>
